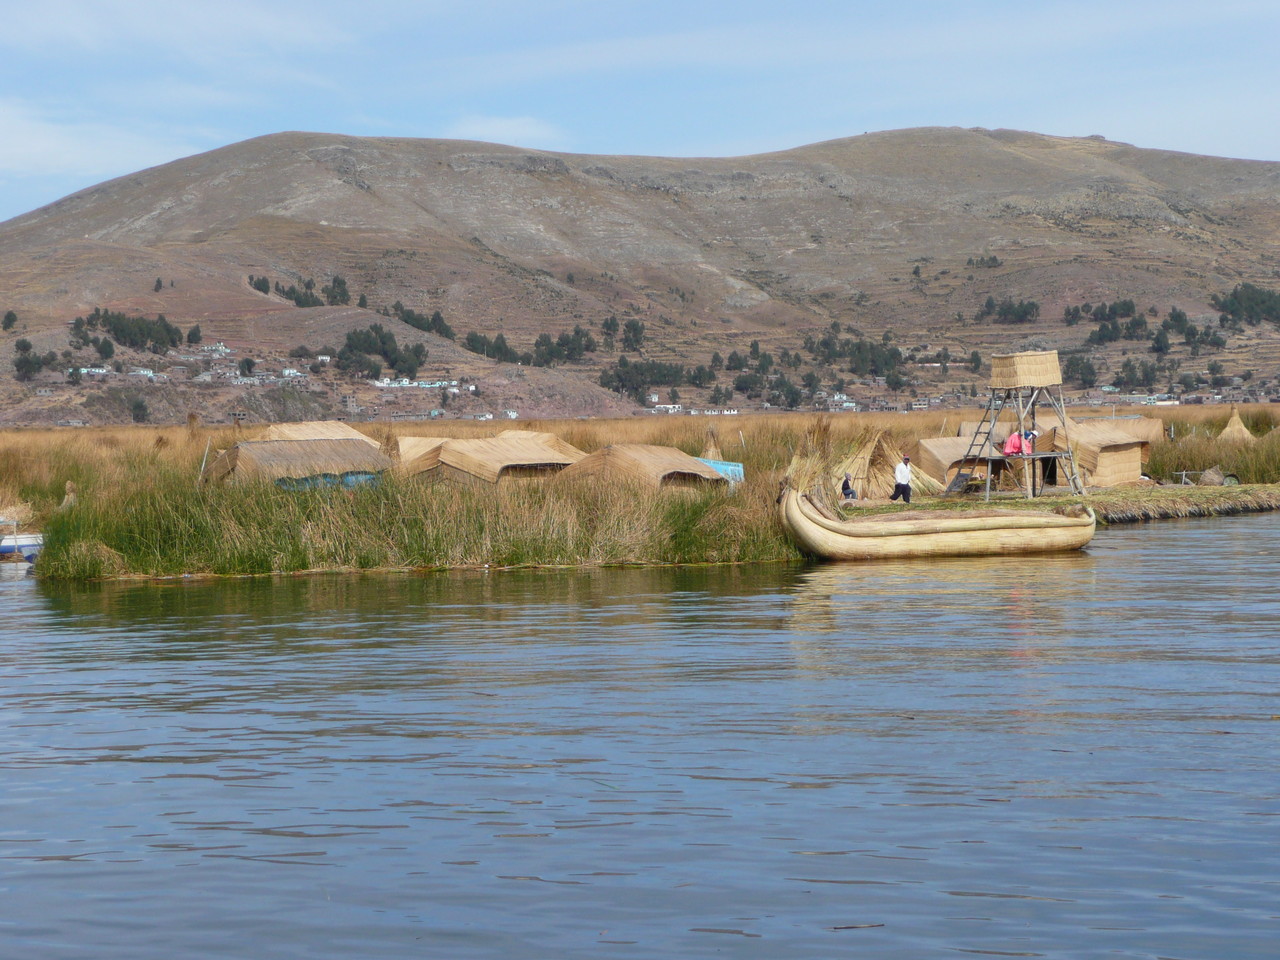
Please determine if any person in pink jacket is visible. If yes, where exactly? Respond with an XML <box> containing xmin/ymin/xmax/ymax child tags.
<box><xmin>1003</xmin><ymin>430</ymin><xmax>1038</xmax><ymax>456</ymax></box>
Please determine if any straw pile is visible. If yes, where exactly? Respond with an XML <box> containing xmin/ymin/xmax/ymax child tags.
<box><xmin>0</xmin><ymin>498</ymin><xmax>34</xmax><ymax>525</ymax></box>
<box><xmin>786</xmin><ymin>423</ymin><xmax>944</xmax><ymax>507</ymax></box>
<box><xmin>1218</xmin><ymin>405</ymin><xmax>1258</xmax><ymax>444</ymax></box>
<box><xmin>558</xmin><ymin>443</ymin><xmax>727</xmax><ymax>489</ymax></box>
<box><xmin>700</xmin><ymin>426</ymin><xmax>723</xmax><ymax>462</ymax></box>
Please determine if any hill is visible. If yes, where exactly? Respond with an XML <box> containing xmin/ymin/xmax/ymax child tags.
<box><xmin>1</xmin><ymin>126</ymin><xmax>1279</xmax><ymax>424</ymax></box>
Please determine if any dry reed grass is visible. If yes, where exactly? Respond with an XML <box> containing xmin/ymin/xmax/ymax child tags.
<box><xmin>6</xmin><ymin>407</ymin><xmax>1280</xmax><ymax>579</ymax></box>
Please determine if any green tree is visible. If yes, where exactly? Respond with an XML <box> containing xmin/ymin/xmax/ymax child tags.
<box><xmin>2</xmin><ymin>310</ymin><xmax>15</xmax><ymax>331</ymax></box>
<box><xmin>67</xmin><ymin>367</ymin><xmax>82</xmax><ymax>385</ymax></box>
<box><xmin>968</xmin><ymin>350</ymin><xmax>981</xmax><ymax>373</ymax></box>
<box><xmin>15</xmin><ymin>338</ymin><xmax>32</xmax><ymax>354</ymax></box>
<box><xmin>130</xmin><ymin>398</ymin><xmax>149</xmax><ymax>422</ymax></box>
<box><xmin>322</xmin><ymin>275</ymin><xmax>350</xmax><ymax>306</ymax></box>
<box><xmin>358</xmin><ymin>293</ymin><xmax>368</xmax><ymax>309</ymax></box>
<box><xmin>96</xmin><ymin>338</ymin><xmax>115</xmax><ymax>360</ymax></box>
<box><xmin>621</xmin><ymin>318</ymin><xmax>646</xmax><ymax>352</ymax></box>
<box><xmin>239</xmin><ymin>357</ymin><xmax>256</xmax><ymax>376</ymax></box>
<box><xmin>154</xmin><ymin>278</ymin><xmax>163</xmax><ymax>293</ymax></box>
<box><xmin>14</xmin><ymin>354</ymin><xmax>42</xmax><ymax>380</ymax></box>
<box><xmin>186</xmin><ymin>324</ymin><xmax>202</xmax><ymax>345</ymax></box>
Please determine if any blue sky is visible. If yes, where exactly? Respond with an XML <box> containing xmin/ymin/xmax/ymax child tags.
<box><xmin>2</xmin><ymin>0</ymin><xmax>1278</xmax><ymax>223</ymax></box>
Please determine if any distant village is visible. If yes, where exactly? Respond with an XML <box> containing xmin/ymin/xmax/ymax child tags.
<box><xmin>24</xmin><ymin>326</ymin><xmax>1276</xmax><ymax>428</ymax></box>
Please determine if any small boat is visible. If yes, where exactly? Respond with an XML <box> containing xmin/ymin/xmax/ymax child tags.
<box><xmin>0</xmin><ymin>532</ymin><xmax>43</xmax><ymax>562</ymax></box>
<box><xmin>779</xmin><ymin>485</ymin><xmax>1095</xmax><ymax>560</ymax></box>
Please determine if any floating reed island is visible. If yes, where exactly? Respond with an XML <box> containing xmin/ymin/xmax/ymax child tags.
<box><xmin>0</xmin><ymin>405</ymin><xmax>1278</xmax><ymax>580</ymax></box>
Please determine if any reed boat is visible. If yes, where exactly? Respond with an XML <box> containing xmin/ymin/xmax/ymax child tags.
<box><xmin>779</xmin><ymin>486</ymin><xmax>1095</xmax><ymax>560</ymax></box>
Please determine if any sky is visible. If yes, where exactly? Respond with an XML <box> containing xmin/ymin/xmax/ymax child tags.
<box><xmin>1</xmin><ymin>0</ymin><xmax>1278</xmax><ymax>223</ymax></box>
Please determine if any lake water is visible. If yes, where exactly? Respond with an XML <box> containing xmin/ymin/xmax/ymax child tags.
<box><xmin>2</xmin><ymin>514</ymin><xmax>1278</xmax><ymax>959</ymax></box>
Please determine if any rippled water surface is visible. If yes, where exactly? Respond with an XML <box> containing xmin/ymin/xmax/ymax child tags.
<box><xmin>2</xmin><ymin>515</ymin><xmax>1278</xmax><ymax>959</ymax></box>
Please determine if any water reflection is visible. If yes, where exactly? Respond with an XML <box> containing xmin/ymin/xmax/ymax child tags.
<box><xmin>788</xmin><ymin>550</ymin><xmax>1099</xmax><ymax>641</ymax></box>
<box><xmin>1</xmin><ymin>515</ymin><xmax>1278</xmax><ymax>960</ymax></box>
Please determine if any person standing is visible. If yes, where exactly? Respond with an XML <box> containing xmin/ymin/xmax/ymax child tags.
<box><xmin>889</xmin><ymin>455</ymin><xmax>912</xmax><ymax>503</ymax></box>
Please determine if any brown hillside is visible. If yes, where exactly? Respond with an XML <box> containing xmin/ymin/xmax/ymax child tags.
<box><xmin>1</xmin><ymin>126</ymin><xmax>1279</xmax><ymax>424</ymax></box>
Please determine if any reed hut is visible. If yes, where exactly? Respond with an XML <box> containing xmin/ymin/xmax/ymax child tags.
<box><xmin>1217</xmin><ymin>405</ymin><xmax>1258</xmax><ymax>444</ymax></box>
<box><xmin>914</xmin><ymin>435</ymin><xmax>1003</xmax><ymax>487</ymax></box>
<box><xmin>258</xmin><ymin>420</ymin><xmax>379</xmax><ymax>446</ymax></box>
<box><xmin>1083</xmin><ymin>415</ymin><xmax>1165</xmax><ymax>445</ymax></box>
<box><xmin>201</xmin><ymin>439</ymin><xmax>393</xmax><ymax>486</ymax></box>
<box><xmin>958</xmin><ymin>420</ymin><xmax>1013</xmax><ymax>442</ymax></box>
<box><xmin>398</xmin><ymin>432</ymin><xmax>586</xmax><ymax>485</ymax></box>
<box><xmin>557</xmin><ymin>443</ymin><xmax>728</xmax><ymax>489</ymax></box>
<box><xmin>1056</xmin><ymin>422</ymin><xmax>1147</xmax><ymax>487</ymax></box>
<box><xmin>497</xmin><ymin>430</ymin><xmax>587</xmax><ymax>463</ymax></box>
<box><xmin>396</xmin><ymin>437</ymin><xmax>450</xmax><ymax>478</ymax></box>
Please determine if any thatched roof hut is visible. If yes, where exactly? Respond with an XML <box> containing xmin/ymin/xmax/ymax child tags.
<box><xmin>259</xmin><ymin>420</ymin><xmax>379</xmax><ymax>446</ymax></box>
<box><xmin>1217</xmin><ymin>406</ymin><xmax>1258</xmax><ymax>444</ymax></box>
<box><xmin>396</xmin><ymin>437</ymin><xmax>450</xmax><ymax>477</ymax></box>
<box><xmin>557</xmin><ymin>443</ymin><xmax>728</xmax><ymax>489</ymax></box>
<box><xmin>398</xmin><ymin>432</ymin><xmax>586</xmax><ymax>484</ymax></box>
<box><xmin>914</xmin><ymin>436</ymin><xmax>1003</xmax><ymax>486</ymax></box>
<box><xmin>202</xmin><ymin>439</ymin><xmax>393</xmax><ymax>485</ymax></box>
<box><xmin>958</xmin><ymin>420</ymin><xmax>1014</xmax><ymax>442</ymax></box>
<box><xmin>1079</xmin><ymin>415</ymin><xmax>1165</xmax><ymax>445</ymax></box>
<box><xmin>1054</xmin><ymin>421</ymin><xmax>1147</xmax><ymax>487</ymax></box>
<box><xmin>497</xmin><ymin>430</ymin><xmax>587</xmax><ymax>463</ymax></box>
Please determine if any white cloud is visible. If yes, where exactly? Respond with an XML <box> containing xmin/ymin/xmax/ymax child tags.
<box><xmin>0</xmin><ymin>99</ymin><xmax>201</xmax><ymax>178</ymax></box>
<box><xmin>441</xmin><ymin>115</ymin><xmax>568</xmax><ymax>149</ymax></box>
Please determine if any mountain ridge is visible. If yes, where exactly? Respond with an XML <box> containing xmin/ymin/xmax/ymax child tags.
<box><xmin>1</xmin><ymin>126</ymin><xmax>1278</xmax><ymax>424</ymax></box>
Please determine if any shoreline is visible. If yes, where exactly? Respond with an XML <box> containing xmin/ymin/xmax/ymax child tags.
<box><xmin>31</xmin><ymin>483</ymin><xmax>1280</xmax><ymax>582</ymax></box>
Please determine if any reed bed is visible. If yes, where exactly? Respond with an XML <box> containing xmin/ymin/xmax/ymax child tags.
<box><xmin>35</xmin><ymin>470</ymin><xmax>802</xmax><ymax>580</ymax></box>
<box><xmin>5</xmin><ymin>408</ymin><xmax>1280</xmax><ymax>580</ymax></box>
<box><xmin>1145</xmin><ymin>431</ymin><xmax>1280</xmax><ymax>484</ymax></box>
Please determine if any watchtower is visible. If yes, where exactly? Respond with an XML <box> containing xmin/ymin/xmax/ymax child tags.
<box><xmin>951</xmin><ymin>350</ymin><xmax>1085</xmax><ymax>498</ymax></box>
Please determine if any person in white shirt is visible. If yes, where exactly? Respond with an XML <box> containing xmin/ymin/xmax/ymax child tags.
<box><xmin>889</xmin><ymin>455</ymin><xmax>912</xmax><ymax>503</ymax></box>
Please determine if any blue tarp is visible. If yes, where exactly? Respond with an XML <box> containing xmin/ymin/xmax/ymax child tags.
<box><xmin>275</xmin><ymin>472</ymin><xmax>382</xmax><ymax>491</ymax></box>
<box><xmin>695</xmin><ymin>458</ymin><xmax>745</xmax><ymax>485</ymax></box>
